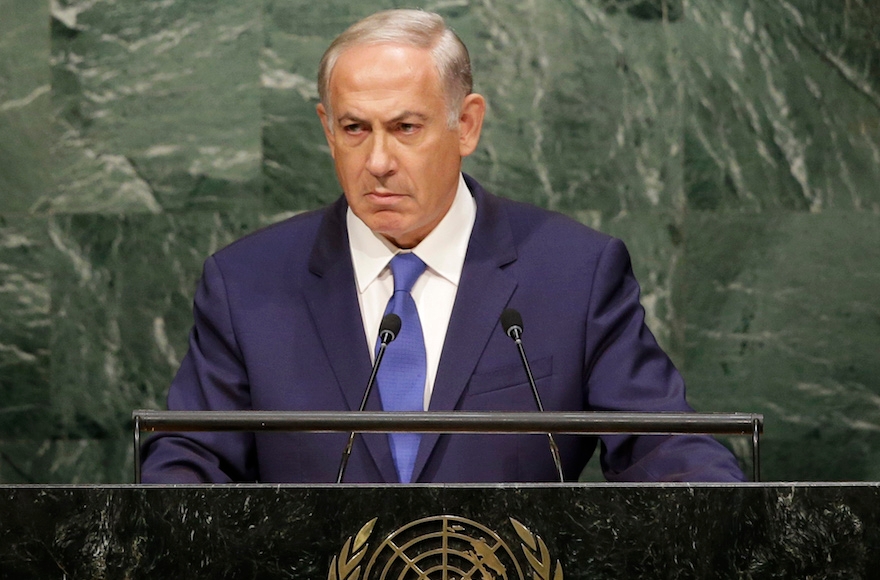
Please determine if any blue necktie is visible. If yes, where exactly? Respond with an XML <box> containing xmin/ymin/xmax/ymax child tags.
<box><xmin>376</xmin><ymin>253</ymin><xmax>427</xmax><ymax>483</ymax></box>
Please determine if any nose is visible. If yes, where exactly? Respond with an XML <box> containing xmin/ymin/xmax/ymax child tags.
<box><xmin>365</xmin><ymin>132</ymin><xmax>396</xmax><ymax>178</ymax></box>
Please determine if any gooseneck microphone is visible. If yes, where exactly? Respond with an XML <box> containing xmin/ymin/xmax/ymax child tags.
<box><xmin>336</xmin><ymin>313</ymin><xmax>401</xmax><ymax>483</ymax></box>
<box><xmin>500</xmin><ymin>308</ymin><xmax>565</xmax><ymax>482</ymax></box>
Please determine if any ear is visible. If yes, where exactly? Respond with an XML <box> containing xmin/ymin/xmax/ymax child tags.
<box><xmin>457</xmin><ymin>93</ymin><xmax>486</xmax><ymax>157</ymax></box>
<box><xmin>316</xmin><ymin>103</ymin><xmax>336</xmax><ymax>159</ymax></box>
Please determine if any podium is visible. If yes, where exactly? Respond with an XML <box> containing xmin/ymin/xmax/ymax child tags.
<box><xmin>1</xmin><ymin>483</ymin><xmax>878</xmax><ymax>578</ymax></box>
<box><xmin>5</xmin><ymin>410</ymin><xmax>824</xmax><ymax>577</ymax></box>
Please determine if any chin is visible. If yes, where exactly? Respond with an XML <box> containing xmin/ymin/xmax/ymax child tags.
<box><xmin>364</xmin><ymin>210</ymin><xmax>405</xmax><ymax>228</ymax></box>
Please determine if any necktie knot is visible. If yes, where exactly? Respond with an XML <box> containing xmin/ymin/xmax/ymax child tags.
<box><xmin>389</xmin><ymin>253</ymin><xmax>426</xmax><ymax>294</ymax></box>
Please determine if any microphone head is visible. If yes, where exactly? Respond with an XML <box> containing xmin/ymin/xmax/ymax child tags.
<box><xmin>379</xmin><ymin>313</ymin><xmax>401</xmax><ymax>343</ymax></box>
<box><xmin>500</xmin><ymin>308</ymin><xmax>523</xmax><ymax>340</ymax></box>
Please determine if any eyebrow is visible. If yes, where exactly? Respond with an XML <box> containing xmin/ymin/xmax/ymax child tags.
<box><xmin>337</xmin><ymin>111</ymin><xmax>430</xmax><ymax>125</ymax></box>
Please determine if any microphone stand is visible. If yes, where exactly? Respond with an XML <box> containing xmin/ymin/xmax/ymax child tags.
<box><xmin>336</xmin><ymin>314</ymin><xmax>400</xmax><ymax>483</ymax></box>
<box><xmin>502</xmin><ymin>309</ymin><xmax>565</xmax><ymax>482</ymax></box>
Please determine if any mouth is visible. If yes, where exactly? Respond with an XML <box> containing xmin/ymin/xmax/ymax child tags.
<box><xmin>365</xmin><ymin>190</ymin><xmax>406</xmax><ymax>205</ymax></box>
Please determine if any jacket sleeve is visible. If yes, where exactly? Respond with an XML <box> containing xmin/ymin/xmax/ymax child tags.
<box><xmin>584</xmin><ymin>237</ymin><xmax>745</xmax><ymax>482</ymax></box>
<box><xmin>140</xmin><ymin>255</ymin><xmax>257</xmax><ymax>483</ymax></box>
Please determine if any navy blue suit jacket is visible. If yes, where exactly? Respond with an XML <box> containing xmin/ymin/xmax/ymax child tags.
<box><xmin>141</xmin><ymin>176</ymin><xmax>744</xmax><ymax>483</ymax></box>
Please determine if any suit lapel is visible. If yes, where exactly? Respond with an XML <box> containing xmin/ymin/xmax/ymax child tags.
<box><xmin>411</xmin><ymin>179</ymin><xmax>518</xmax><ymax>481</ymax></box>
<box><xmin>302</xmin><ymin>197</ymin><xmax>397</xmax><ymax>482</ymax></box>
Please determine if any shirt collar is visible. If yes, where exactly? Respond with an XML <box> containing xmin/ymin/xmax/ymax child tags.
<box><xmin>347</xmin><ymin>173</ymin><xmax>476</xmax><ymax>294</ymax></box>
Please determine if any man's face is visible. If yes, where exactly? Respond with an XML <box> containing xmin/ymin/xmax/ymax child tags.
<box><xmin>317</xmin><ymin>43</ymin><xmax>484</xmax><ymax>248</ymax></box>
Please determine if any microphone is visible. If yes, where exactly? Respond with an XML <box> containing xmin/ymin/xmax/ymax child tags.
<box><xmin>500</xmin><ymin>308</ymin><xmax>565</xmax><ymax>482</ymax></box>
<box><xmin>501</xmin><ymin>308</ymin><xmax>523</xmax><ymax>341</ymax></box>
<box><xmin>336</xmin><ymin>313</ymin><xmax>401</xmax><ymax>483</ymax></box>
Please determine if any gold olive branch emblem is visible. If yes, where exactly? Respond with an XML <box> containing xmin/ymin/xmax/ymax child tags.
<box><xmin>328</xmin><ymin>518</ymin><xmax>377</xmax><ymax>580</ymax></box>
<box><xmin>510</xmin><ymin>518</ymin><xmax>563</xmax><ymax>580</ymax></box>
<box><xmin>463</xmin><ymin>536</ymin><xmax>507</xmax><ymax>579</ymax></box>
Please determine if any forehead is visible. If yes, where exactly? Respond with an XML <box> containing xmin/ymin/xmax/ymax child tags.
<box><xmin>328</xmin><ymin>43</ymin><xmax>444</xmax><ymax>108</ymax></box>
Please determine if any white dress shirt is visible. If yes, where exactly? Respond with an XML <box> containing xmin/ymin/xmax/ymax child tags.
<box><xmin>347</xmin><ymin>173</ymin><xmax>476</xmax><ymax>410</ymax></box>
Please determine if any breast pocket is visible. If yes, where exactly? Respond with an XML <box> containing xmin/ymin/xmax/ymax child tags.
<box><xmin>462</xmin><ymin>356</ymin><xmax>553</xmax><ymax>411</ymax></box>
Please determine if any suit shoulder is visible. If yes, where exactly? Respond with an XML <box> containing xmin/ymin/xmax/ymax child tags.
<box><xmin>492</xmin><ymin>194</ymin><xmax>613</xmax><ymax>249</ymax></box>
<box><xmin>211</xmin><ymin>205</ymin><xmax>330</xmax><ymax>266</ymax></box>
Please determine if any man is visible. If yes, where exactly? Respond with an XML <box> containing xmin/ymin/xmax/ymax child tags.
<box><xmin>141</xmin><ymin>9</ymin><xmax>744</xmax><ymax>483</ymax></box>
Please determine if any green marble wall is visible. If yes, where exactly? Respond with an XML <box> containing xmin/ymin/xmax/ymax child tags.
<box><xmin>0</xmin><ymin>0</ymin><xmax>877</xmax><ymax>483</ymax></box>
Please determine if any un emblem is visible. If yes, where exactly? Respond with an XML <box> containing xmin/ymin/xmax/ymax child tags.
<box><xmin>328</xmin><ymin>515</ymin><xmax>563</xmax><ymax>580</ymax></box>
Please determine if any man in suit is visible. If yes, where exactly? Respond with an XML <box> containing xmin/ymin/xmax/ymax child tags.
<box><xmin>141</xmin><ymin>9</ymin><xmax>744</xmax><ymax>483</ymax></box>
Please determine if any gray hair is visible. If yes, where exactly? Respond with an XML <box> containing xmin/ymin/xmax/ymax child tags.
<box><xmin>318</xmin><ymin>9</ymin><xmax>473</xmax><ymax>129</ymax></box>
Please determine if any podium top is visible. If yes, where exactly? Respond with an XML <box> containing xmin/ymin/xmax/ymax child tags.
<box><xmin>132</xmin><ymin>410</ymin><xmax>763</xmax><ymax>435</ymax></box>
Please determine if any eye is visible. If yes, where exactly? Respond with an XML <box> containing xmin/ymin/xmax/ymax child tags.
<box><xmin>343</xmin><ymin>123</ymin><xmax>365</xmax><ymax>135</ymax></box>
<box><xmin>398</xmin><ymin>123</ymin><xmax>420</xmax><ymax>135</ymax></box>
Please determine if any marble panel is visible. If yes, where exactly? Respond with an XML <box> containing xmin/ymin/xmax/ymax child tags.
<box><xmin>584</xmin><ymin>209</ymin><xmax>752</xmax><ymax>479</ymax></box>
<box><xmin>0</xmin><ymin>437</ymin><xmax>131</xmax><ymax>484</ymax></box>
<box><xmin>46</xmin><ymin>210</ymin><xmax>275</xmax><ymax>442</ymax></box>
<box><xmin>45</xmin><ymin>0</ymin><xmax>263</xmax><ymax>214</ymax></box>
<box><xmin>679</xmin><ymin>1</ymin><xmax>880</xmax><ymax>211</ymax></box>
<box><xmin>261</xmin><ymin>0</ymin><xmax>378</xmax><ymax>210</ymax></box>
<box><xmin>676</xmin><ymin>211</ymin><xmax>880</xmax><ymax>481</ymax></box>
<box><xmin>0</xmin><ymin>0</ymin><xmax>52</xmax><ymax>212</ymax></box>
<box><xmin>0</xmin><ymin>218</ymin><xmax>52</xmax><ymax>439</ymax></box>
<box><xmin>465</xmin><ymin>0</ymin><xmax>685</xmax><ymax>217</ymax></box>
<box><xmin>783</xmin><ymin>0</ymin><xmax>880</xmax><ymax>96</ymax></box>
<box><xmin>582</xmin><ymin>210</ymin><xmax>685</xmax><ymax>359</ymax></box>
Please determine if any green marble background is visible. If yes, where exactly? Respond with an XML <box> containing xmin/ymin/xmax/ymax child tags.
<box><xmin>0</xmin><ymin>0</ymin><xmax>877</xmax><ymax>483</ymax></box>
